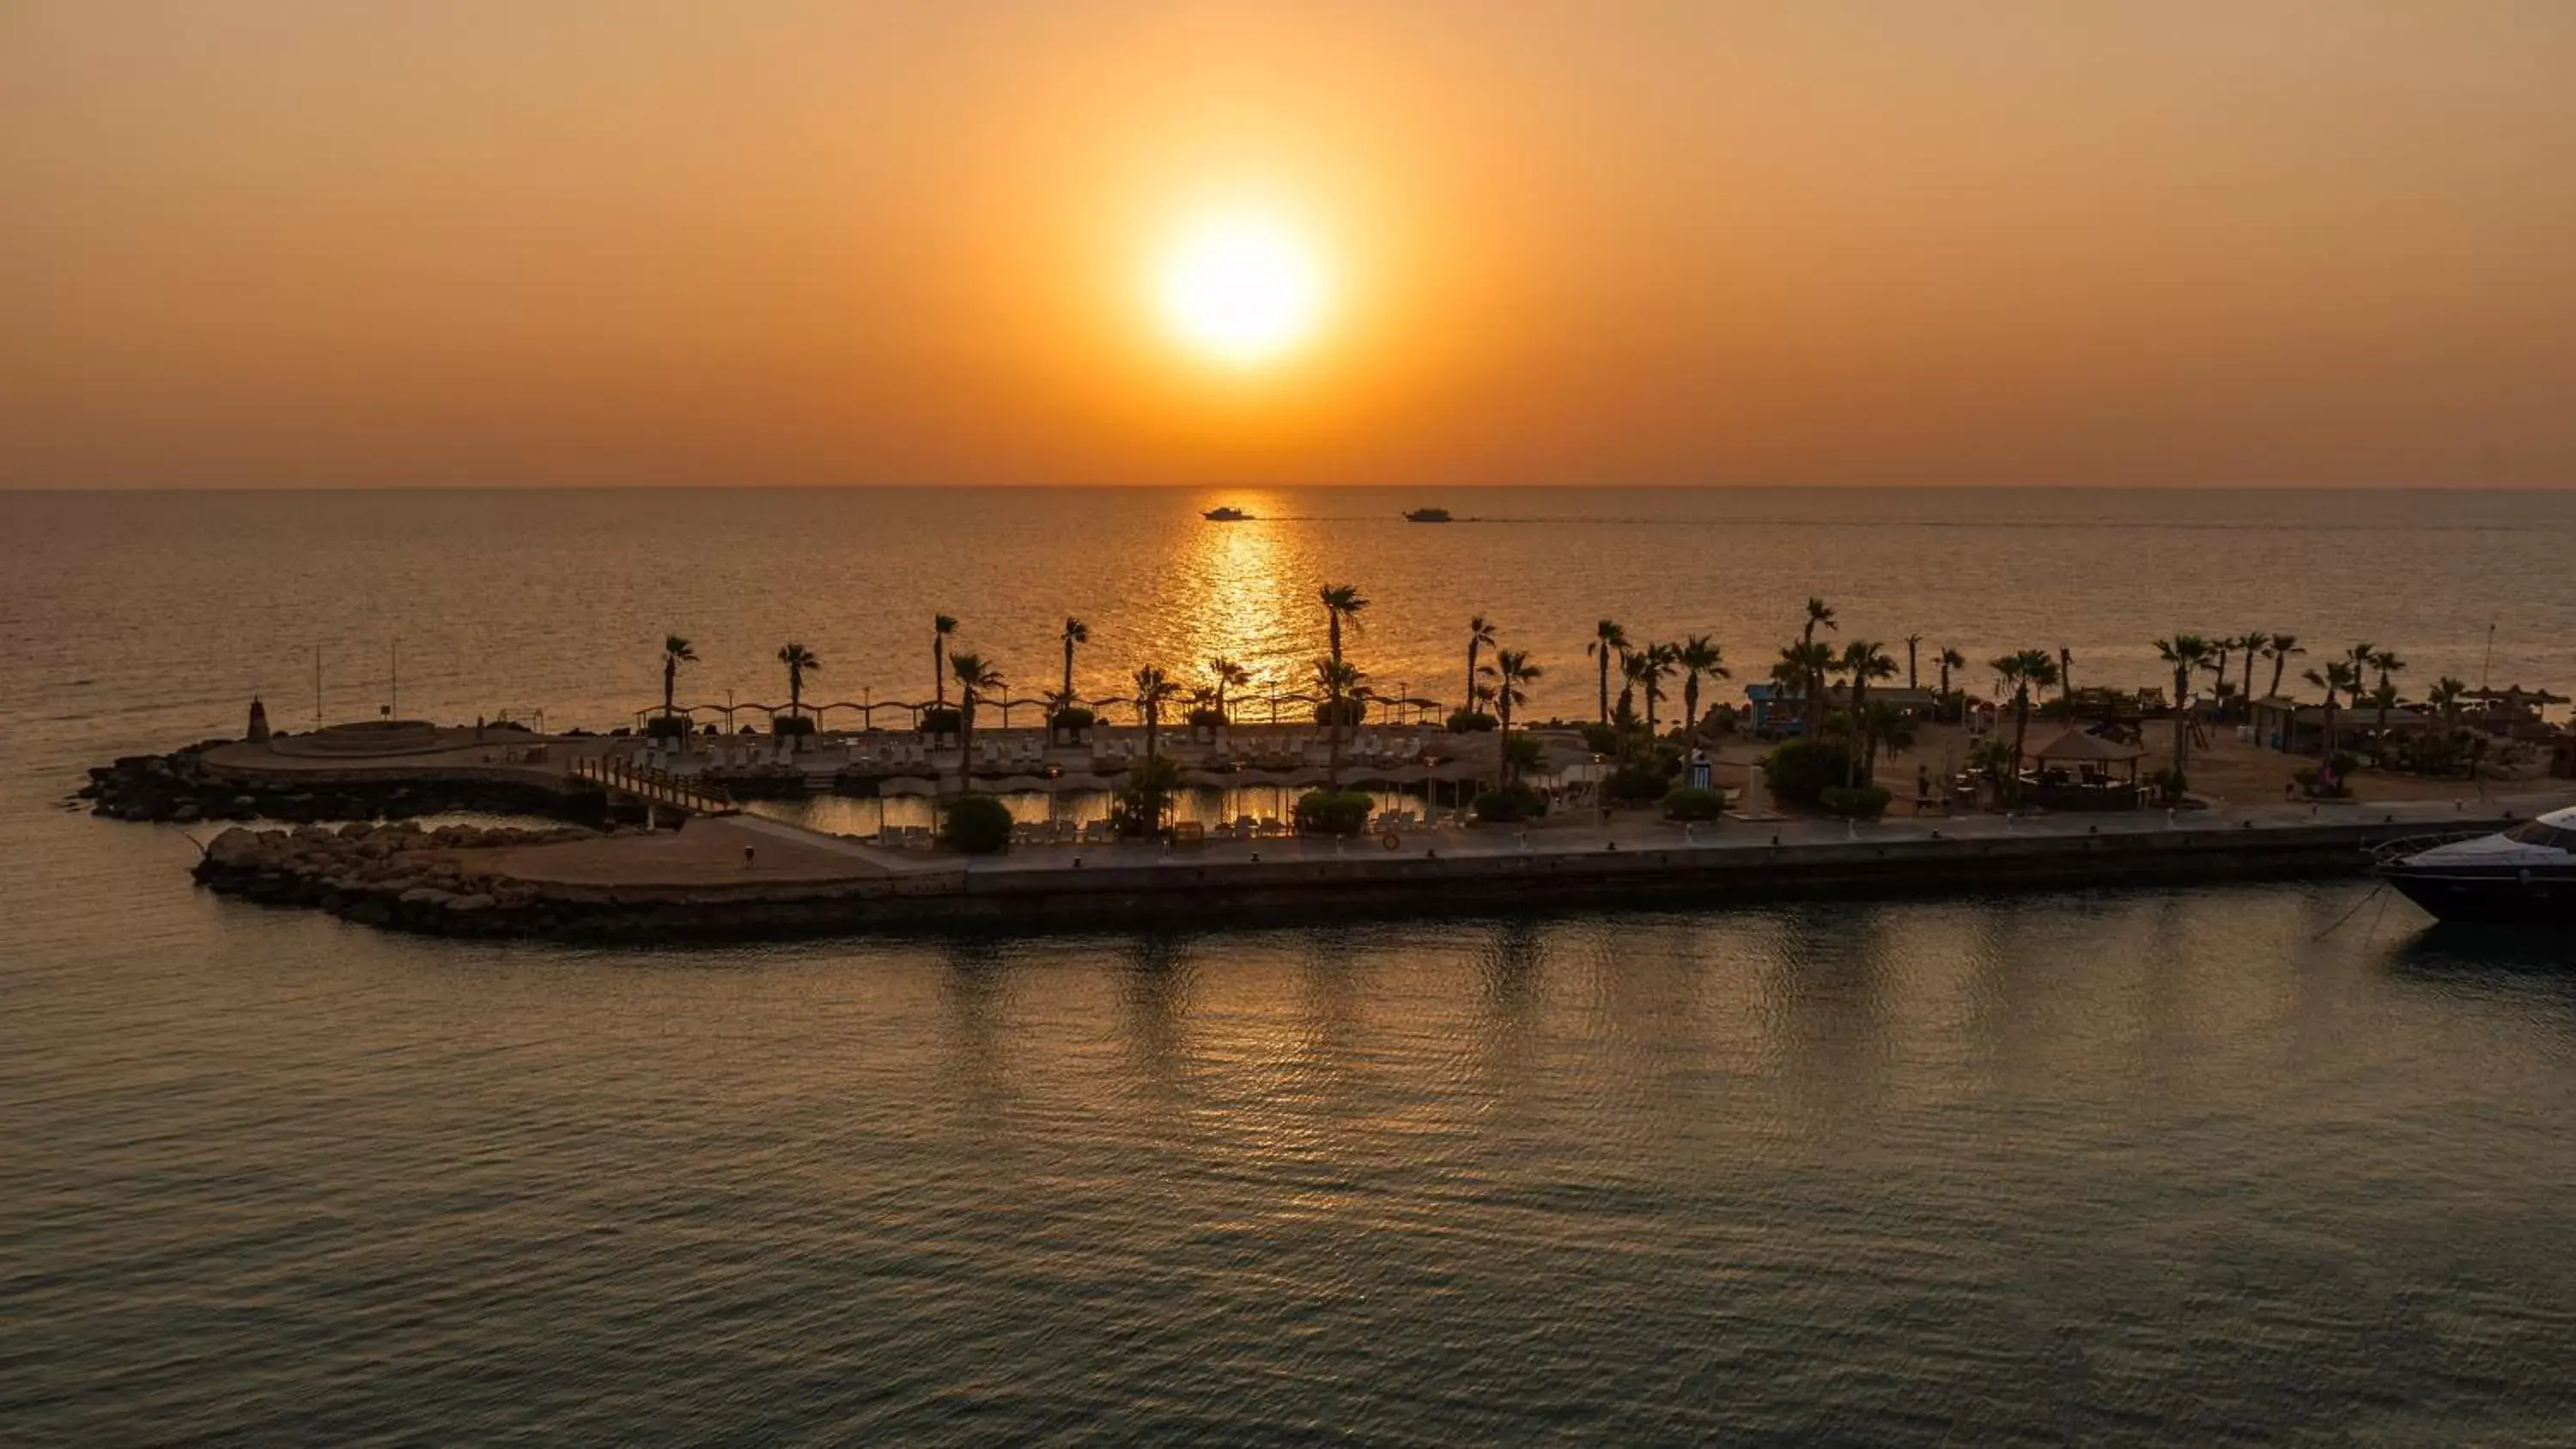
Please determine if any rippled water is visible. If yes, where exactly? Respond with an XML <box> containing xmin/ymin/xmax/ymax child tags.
<box><xmin>7</xmin><ymin>488</ymin><xmax>2576</xmax><ymax>1443</ymax></box>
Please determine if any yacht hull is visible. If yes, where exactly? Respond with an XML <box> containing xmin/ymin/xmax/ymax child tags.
<box><xmin>2383</xmin><ymin>867</ymin><xmax>2576</xmax><ymax>926</ymax></box>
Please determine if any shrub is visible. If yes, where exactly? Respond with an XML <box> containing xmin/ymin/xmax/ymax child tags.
<box><xmin>1500</xmin><ymin>733</ymin><xmax>1546</xmax><ymax>776</ymax></box>
<box><xmin>646</xmin><ymin>714</ymin><xmax>691</xmax><ymax>741</ymax></box>
<box><xmin>1661</xmin><ymin>786</ymin><xmax>1726</xmax><ymax>822</ymax></box>
<box><xmin>1580</xmin><ymin>722</ymin><xmax>1625</xmax><ymax>756</ymax></box>
<box><xmin>1313</xmin><ymin>698</ymin><xmax>1368</xmax><ymax>728</ymax></box>
<box><xmin>1187</xmin><ymin>706</ymin><xmax>1228</xmax><ymax>729</ymax></box>
<box><xmin>918</xmin><ymin>706</ymin><xmax>962</xmax><ymax>739</ymax></box>
<box><xmin>1446</xmin><ymin>710</ymin><xmax>1498</xmax><ymax>733</ymax></box>
<box><xmin>938</xmin><ymin>794</ymin><xmax>1014</xmax><ymax>854</ymax></box>
<box><xmin>1605</xmin><ymin>761</ymin><xmax>1674</xmax><ymax>803</ymax></box>
<box><xmin>1049</xmin><ymin>706</ymin><xmax>1096</xmax><ymax>734</ymax></box>
<box><xmin>771</xmin><ymin>714</ymin><xmax>817</xmax><ymax>738</ymax></box>
<box><xmin>1819</xmin><ymin>785</ymin><xmax>1892</xmax><ymax>820</ymax></box>
<box><xmin>1472</xmin><ymin>782</ymin><xmax>1548</xmax><ymax>823</ymax></box>
<box><xmin>1295</xmin><ymin>788</ymin><xmax>1375</xmax><ymax>836</ymax></box>
<box><xmin>1110</xmin><ymin>755</ymin><xmax>1180</xmax><ymax>837</ymax></box>
<box><xmin>1763</xmin><ymin>738</ymin><xmax>1855</xmax><ymax>809</ymax></box>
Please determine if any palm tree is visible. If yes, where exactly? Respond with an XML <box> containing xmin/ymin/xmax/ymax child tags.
<box><xmin>1208</xmin><ymin>657</ymin><xmax>1250</xmax><ymax>724</ymax></box>
<box><xmin>1777</xmin><ymin>640</ymin><xmax>1834</xmax><ymax>735</ymax></box>
<box><xmin>1059</xmin><ymin>616</ymin><xmax>1089</xmax><ymax>707</ymax></box>
<box><xmin>1588</xmin><ymin>619</ymin><xmax>1628</xmax><ymax>724</ymax></box>
<box><xmin>775</xmin><ymin>641</ymin><xmax>819</xmax><ymax>730</ymax></box>
<box><xmin>1677</xmin><ymin>635</ymin><xmax>1726</xmax><ymax>743</ymax></box>
<box><xmin>1905</xmin><ymin>633</ymin><xmax>1923</xmax><ymax>690</ymax></box>
<box><xmin>1838</xmin><ymin>639</ymin><xmax>1897</xmax><ymax>785</ymax></box>
<box><xmin>2427</xmin><ymin>675</ymin><xmax>2470</xmax><ymax>730</ymax></box>
<box><xmin>1318</xmin><ymin>585</ymin><xmax>1369</xmax><ymax>669</ymax></box>
<box><xmin>949</xmin><ymin>652</ymin><xmax>1004</xmax><ymax>790</ymax></box>
<box><xmin>2264</xmin><ymin>633</ymin><xmax>2306</xmax><ymax>702</ymax></box>
<box><xmin>1990</xmin><ymin>649</ymin><xmax>2059</xmax><ymax>801</ymax></box>
<box><xmin>1314</xmin><ymin>657</ymin><xmax>1367</xmax><ymax>785</ymax></box>
<box><xmin>931</xmin><ymin>614</ymin><xmax>958</xmax><ymax>706</ymax></box>
<box><xmin>1464</xmin><ymin>615</ymin><xmax>1497</xmax><ymax>718</ymax></box>
<box><xmin>2058</xmin><ymin>646</ymin><xmax>2077</xmax><ymax>720</ymax></box>
<box><xmin>1803</xmin><ymin>596</ymin><xmax>1838</xmax><ymax>647</ymax></box>
<box><xmin>2154</xmin><ymin>634</ymin><xmax>2214</xmax><ymax>773</ymax></box>
<box><xmin>2366</xmin><ymin>648</ymin><xmax>2406</xmax><ymax>750</ymax></box>
<box><xmin>1632</xmin><ymin>644</ymin><xmax>1677</xmax><ymax>737</ymax></box>
<box><xmin>1936</xmin><ymin>646</ymin><xmax>1966</xmax><ymax>716</ymax></box>
<box><xmin>659</xmin><ymin>634</ymin><xmax>696</xmax><ymax>718</ymax></box>
<box><xmin>2234</xmin><ymin>631</ymin><xmax>2267</xmax><ymax>710</ymax></box>
<box><xmin>1132</xmin><ymin>664</ymin><xmax>1181</xmax><ymax>762</ymax></box>
<box><xmin>2304</xmin><ymin>661</ymin><xmax>2360</xmax><ymax>758</ymax></box>
<box><xmin>1492</xmin><ymin>648</ymin><xmax>1542</xmax><ymax>780</ymax></box>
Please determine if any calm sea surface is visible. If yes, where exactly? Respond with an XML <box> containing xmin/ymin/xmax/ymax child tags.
<box><xmin>6</xmin><ymin>488</ymin><xmax>2576</xmax><ymax>1444</ymax></box>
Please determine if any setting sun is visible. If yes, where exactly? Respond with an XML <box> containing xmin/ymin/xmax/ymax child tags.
<box><xmin>1151</xmin><ymin>209</ymin><xmax>1330</xmax><ymax>368</ymax></box>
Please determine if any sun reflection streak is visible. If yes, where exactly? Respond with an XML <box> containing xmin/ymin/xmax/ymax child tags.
<box><xmin>1174</xmin><ymin>499</ymin><xmax>1317</xmax><ymax>716</ymax></box>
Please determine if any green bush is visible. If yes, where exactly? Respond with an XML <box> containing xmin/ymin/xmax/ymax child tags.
<box><xmin>646</xmin><ymin>714</ymin><xmax>691</xmax><ymax>741</ymax></box>
<box><xmin>1472</xmin><ymin>782</ymin><xmax>1549</xmax><ymax>822</ymax></box>
<box><xmin>1048</xmin><ymin>706</ymin><xmax>1096</xmax><ymax>734</ymax></box>
<box><xmin>771</xmin><ymin>714</ymin><xmax>817</xmax><ymax>738</ymax></box>
<box><xmin>1110</xmin><ymin>755</ymin><xmax>1180</xmax><ymax>837</ymax></box>
<box><xmin>919</xmin><ymin>706</ymin><xmax>962</xmax><ymax>739</ymax></box>
<box><xmin>1295</xmin><ymin>788</ymin><xmax>1375</xmax><ymax>835</ymax></box>
<box><xmin>1313</xmin><ymin>698</ymin><xmax>1368</xmax><ymax>728</ymax></box>
<box><xmin>1605</xmin><ymin>761</ymin><xmax>1674</xmax><ymax>803</ymax></box>
<box><xmin>1763</xmin><ymin>738</ymin><xmax>1855</xmax><ymax>809</ymax></box>
<box><xmin>938</xmin><ymin>794</ymin><xmax>1014</xmax><ymax>854</ymax></box>
<box><xmin>1580</xmin><ymin>722</ymin><xmax>1625</xmax><ymax>755</ymax></box>
<box><xmin>1187</xmin><ymin>706</ymin><xmax>1228</xmax><ymax>729</ymax></box>
<box><xmin>1446</xmin><ymin>710</ymin><xmax>1498</xmax><ymax>733</ymax></box>
<box><xmin>1500</xmin><ymin>732</ymin><xmax>1545</xmax><ymax>776</ymax></box>
<box><xmin>1819</xmin><ymin>785</ymin><xmax>1892</xmax><ymax>820</ymax></box>
<box><xmin>1661</xmin><ymin>786</ymin><xmax>1726</xmax><ymax>821</ymax></box>
<box><xmin>2293</xmin><ymin>766</ymin><xmax>2352</xmax><ymax>799</ymax></box>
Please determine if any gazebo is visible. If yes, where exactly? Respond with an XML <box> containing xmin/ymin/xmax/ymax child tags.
<box><xmin>2021</xmin><ymin>728</ymin><xmax>2147</xmax><ymax>809</ymax></box>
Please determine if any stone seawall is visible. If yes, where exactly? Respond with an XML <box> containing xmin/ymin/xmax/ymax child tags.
<box><xmin>190</xmin><ymin>815</ymin><xmax>2484</xmax><ymax>943</ymax></box>
<box><xmin>82</xmin><ymin>748</ymin><xmax>602</xmax><ymax>825</ymax></box>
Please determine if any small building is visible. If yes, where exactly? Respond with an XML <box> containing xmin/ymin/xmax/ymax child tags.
<box><xmin>2020</xmin><ymin>728</ymin><xmax>2147</xmax><ymax>809</ymax></box>
<box><xmin>2248</xmin><ymin>696</ymin><xmax>2435</xmax><ymax>755</ymax></box>
<box><xmin>1743</xmin><ymin>682</ymin><xmax>1938</xmax><ymax>737</ymax></box>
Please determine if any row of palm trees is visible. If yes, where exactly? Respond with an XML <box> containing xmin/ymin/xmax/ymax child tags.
<box><xmin>654</xmin><ymin>587</ymin><xmax>1558</xmax><ymax>791</ymax></box>
<box><xmin>1579</xmin><ymin>621</ymin><xmax>1729</xmax><ymax>742</ymax></box>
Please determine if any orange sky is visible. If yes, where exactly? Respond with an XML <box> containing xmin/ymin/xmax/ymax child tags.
<box><xmin>4</xmin><ymin>1</ymin><xmax>2572</xmax><ymax>488</ymax></box>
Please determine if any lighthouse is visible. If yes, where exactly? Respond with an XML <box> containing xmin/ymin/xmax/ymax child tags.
<box><xmin>247</xmin><ymin>696</ymin><xmax>271</xmax><ymax>744</ymax></box>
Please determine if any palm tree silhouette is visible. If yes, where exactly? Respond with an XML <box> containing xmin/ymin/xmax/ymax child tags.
<box><xmin>1464</xmin><ymin>615</ymin><xmax>1498</xmax><ymax>717</ymax></box>
<box><xmin>2154</xmin><ymin>634</ymin><xmax>2214</xmax><ymax>772</ymax></box>
<box><xmin>1492</xmin><ymin>649</ymin><xmax>1542</xmax><ymax>779</ymax></box>
<box><xmin>2366</xmin><ymin>648</ymin><xmax>2406</xmax><ymax>753</ymax></box>
<box><xmin>660</xmin><ymin>634</ymin><xmax>696</xmax><ymax>719</ymax></box>
<box><xmin>1776</xmin><ymin>640</ymin><xmax>1833</xmax><ymax>736</ymax></box>
<box><xmin>1838</xmin><ymin>640</ymin><xmax>1897</xmax><ymax>785</ymax></box>
<box><xmin>2264</xmin><ymin>634</ymin><xmax>2306</xmax><ymax>701</ymax></box>
<box><xmin>949</xmin><ymin>652</ymin><xmax>1004</xmax><ymax>791</ymax></box>
<box><xmin>1588</xmin><ymin>619</ymin><xmax>1628</xmax><ymax>724</ymax></box>
<box><xmin>1990</xmin><ymin>649</ymin><xmax>2059</xmax><ymax>803</ymax></box>
<box><xmin>1133</xmin><ymin>664</ymin><xmax>1181</xmax><ymax>763</ymax></box>
<box><xmin>1318</xmin><ymin>585</ymin><xmax>1369</xmax><ymax>668</ymax></box>
<box><xmin>2304</xmin><ymin>660</ymin><xmax>2360</xmax><ymax>759</ymax></box>
<box><xmin>775</xmin><ymin>642</ymin><xmax>820</xmax><ymax>737</ymax></box>
<box><xmin>1208</xmin><ymin>657</ymin><xmax>1251</xmax><ymax>724</ymax></box>
<box><xmin>1677</xmin><ymin>635</ymin><xmax>1727</xmax><ymax>743</ymax></box>
<box><xmin>931</xmin><ymin>614</ymin><xmax>958</xmax><ymax>706</ymax></box>
<box><xmin>1059</xmin><ymin>616</ymin><xmax>1089</xmax><ymax>711</ymax></box>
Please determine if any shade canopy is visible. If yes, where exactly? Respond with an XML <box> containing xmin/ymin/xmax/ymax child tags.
<box><xmin>2023</xmin><ymin>729</ymin><xmax>2145</xmax><ymax>764</ymax></box>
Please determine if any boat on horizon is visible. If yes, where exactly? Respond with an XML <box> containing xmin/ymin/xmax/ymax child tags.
<box><xmin>1403</xmin><ymin>507</ymin><xmax>1453</xmax><ymax>523</ymax></box>
<box><xmin>2374</xmin><ymin>804</ymin><xmax>2576</xmax><ymax>925</ymax></box>
<box><xmin>1202</xmin><ymin>506</ymin><xmax>1253</xmax><ymax>522</ymax></box>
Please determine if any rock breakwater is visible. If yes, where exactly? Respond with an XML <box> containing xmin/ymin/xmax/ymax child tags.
<box><xmin>81</xmin><ymin>748</ymin><xmax>596</xmax><ymax>825</ymax></box>
<box><xmin>193</xmin><ymin>822</ymin><xmax>598</xmax><ymax>931</ymax></box>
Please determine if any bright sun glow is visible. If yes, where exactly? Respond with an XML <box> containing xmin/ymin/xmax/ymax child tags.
<box><xmin>1153</xmin><ymin>209</ymin><xmax>1329</xmax><ymax>368</ymax></box>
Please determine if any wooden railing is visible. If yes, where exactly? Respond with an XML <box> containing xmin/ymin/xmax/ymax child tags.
<box><xmin>568</xmin><ymin>755</ymin><xmax>736</xmax><ymax>815</ymax></box>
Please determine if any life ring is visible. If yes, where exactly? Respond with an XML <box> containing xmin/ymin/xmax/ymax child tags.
<box><xmin>1380</xmin><ymin>830</ymin><xmax>1401</xmax><ymax>851</ymax></box>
